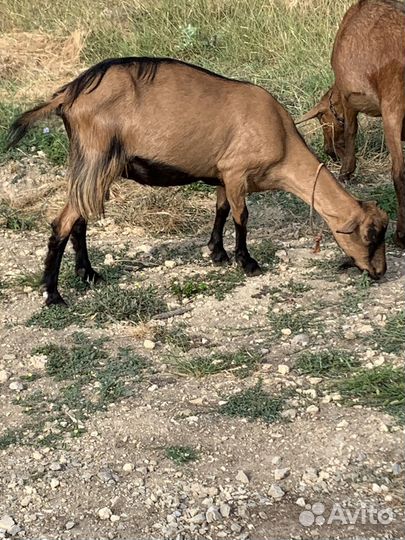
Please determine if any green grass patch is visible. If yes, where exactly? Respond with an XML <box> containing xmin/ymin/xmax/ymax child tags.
<box><xmin>295</xmin><ymin>350</ymin><xmax>359</xmax><ymax>377</ymax></box>
<box><xmin>161</xmin><ymin>325</ymin><xmax>195</xmax><ymax>352</ymax></box>
<box><xmin>165</xmin><ymin>445</ymin><xmax>198</xmax><ymax>464</ymax></box>
<box><xmin>251</xmin><ymin>238</ymin><xmax>279</xmax><ymax>268</ymax></box>
<box><xmin>220</xmin><ymin>381</ymin><xmax>284</xmax><ymax>423</ymax></box>
<box><xmin>0</xmin><ymin>103</ymin><xmax>68</xmax><ymax>166</ymax></box>
<box><xmin>268</xmin><ymin>309</ymin><xmax>319</xmax><ymax>337</ymax></box>
<box><xmin>0</xmin><ymin>201</ymin><xmax>38</xmax><ymax>231</ymax></box>
<box><xmin>335</xmin><ymin>366</ymin><xmax>405</xmax><ymax>422</ymax></box>
<box><xmin>171</xmin><ymin>350</ymin><xmax>259</xmax><ymax>378</ymax></box>
<box><xmin>27</xmin><ymin>283</ymin><xmax>166</xmax><ymax>329</ymax></box>
<box><xmin>341</xmin><ymin>273</ymin><xmax>372</xmax><ymax>315</ymax></box>
<box><xmin>370</xmin><ymin>312</ymin><xmax>404</xmax><ymax>354</ymax></box>
<box><xmin>171</xmin><ymin>268</ymin><xmax>245</xmax><ymax>302</ymax></box>
<box><xmin>3</xmin><ymin>334</ymin><xmax>147</xmax><ymax>449</ymax></box>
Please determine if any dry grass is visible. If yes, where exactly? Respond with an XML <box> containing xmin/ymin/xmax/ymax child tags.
<box><xmin>108</xmin><ymin>181</ymin><xmax>213</xmax><ymax>235</ymax></box>
<box><xmin>0</xmin><ymin>30</ymin><xmax>84</xmax><ymax>101</ymax></box>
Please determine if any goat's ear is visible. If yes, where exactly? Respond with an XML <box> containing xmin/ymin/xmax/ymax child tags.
<box><xmin>336</xmin><ymin>216</ymin><xmax>360</xmax><ymax>234</ymax></box>
<box><xmin>295</xmin><ymin>103</ymin><xmax>324</xmax><ymax>124</ymax></box>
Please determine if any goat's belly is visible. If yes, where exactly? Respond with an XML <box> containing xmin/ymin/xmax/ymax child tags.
<box><xmin>347</xmin><ymin>92</ymin><xmax>381</xmax><ymax>116</ymax></box>
<box><xmin>123</xmin><ymin>156</ymin><xmax>221</xmax><ymax>187</ymax></box>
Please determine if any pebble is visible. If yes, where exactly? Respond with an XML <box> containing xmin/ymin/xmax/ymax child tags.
<box><xmin>0</xmin><ymin>516</ymin><xmax>15</xmax><ymax>532</ymax></box>
<box><xmin>190</xmin><ymin>512</ymin><xmax>205</xmax><ymax>524</ymax></box>
<box><xmin>291</xmin><ymin>333</ymin><xmax>310</xmax><ymax>346</ymax></box>
<box><xmin>206</xmin><ymin>506</ymin><xmax>221</xmax><ymax>523</ymax></box>
<box><xmin>164</xmin><ymin>260</ymin><xmax>176</xmax><ymax>269</ymax></box>
<box><xmin>65</xmin><ymin>521</ymin><xmax>75</xmax><ymax>530</ymax></box>
<box><xmin>281</xmin><ymin>328</ymin><xmax>292</xmax><ymax>336</ymax></box>
<box><xmin>306</xmin><ymin>405</ymin><xmax>319</xmax><ymax>414</ymax></box>
<box><xmin>277</xmin><ymin>364</ymin><xmax>290</xmax><ymax>375</ymax></box>
<box><xmin>20</xmin><ymin>497</ymin><xmax>30</xmax><ymax>508</ymax></box>
<box><xmin>98</xmin><ymin>507</ymin><xmax>112</xmax><ymax>520</ymax></box>
<box><xmin>0</xmin><ymin>370</ymin><xmax>10</xmax><ymax>384</ymax></box>
<box><xmin>110</xmin><ymin>515</ymin><xmax>120</xmax><ymax>523</ymax></box>
<box><xmin>220</xmin><ymin>503</ymin><xmax>231</xmax><ymax>518</ymax></box>
<box><xmin>9</xmin><ymin>381</ymin><xmax>24</xmax><ymax>392</ymax></box>
<box><xmin>296</xmin><ymin>497</ymin><xmax>306</xmax><ymax>507</ymax></box>
<box><xmin>49</xmin><ymin>461</ymin><xmax>61</xmax><ymax>471</ymax></box>
<box><xmin>231</xmin><ymin>523</ymin><xmax>242</xmax><ymax>533</ymax></box>
<box><xmin>274</xmin><ymin>468</ymin><xmax>290</xmax><ymax>481</ymax></box>
<box><xmin>50</xmin><ymin>478</ymin><xmax>60</xmax><ymax>489</ymax></box>
<box><xmin>143</xmin><ymin>339</ymin><xmax>156</xmax><ymax>350</ymax></box>
<box><xmin>235</xmin><ymin>470</ymin><xmax>250</xmax><ymax>484</ymax></box>
<box><xmin>268</xmin><ymin>484</ymin><xmax>285</xmax><ymax>499</ymax></box>
<box><xmin>281</xmin><ymin>408</ymin><xmax>297</xmax><ymax>419</ymax></box>
<box><xmin>272</xmin><ymin>456</ymin><xmax>281</xmax><ymax>465</ymax></box>
<box><xmin>122</xmin><ymin>463</ymin><xmax>133</xmax><ymax>472</ymax></box>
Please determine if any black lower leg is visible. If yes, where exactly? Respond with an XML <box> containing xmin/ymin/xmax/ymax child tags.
<box><xmin>42</xmin><ymin>223</ymin><xmax>70</xmax><ymax>306</ymax></box>
<box><xmin>208</xmin><ymin>200</ymin><xmax>231</xmax><ymax>264</ymax></box>
<box><xmin>70</xmin><ymin>218</ymin><xmax>102</xmax><ymax>283</ymax></box>
<box><xmin>234</xmin><ymin>206</ymin><xmax>261</xmax><ymax>276</ymax></box>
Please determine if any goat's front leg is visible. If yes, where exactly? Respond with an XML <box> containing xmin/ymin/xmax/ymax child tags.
<box><xmin>339</xmin><ymin>104</ymin><xmax>358</xmax><ymax>182</ymax></box>
<box><xmin>42</xmin><ymin>203</ymin><xmax>80</xmax><ymax>306</ymax></box>
<box><xmin>70</xmin><ymin>218</ymin><xmax>103</xmax><ymax>283</ymax></box>
<box><xmin>225</xmin><ymin>180</ymin><xmax>261</xmax><ymax>276</ymax></box>
<box><xmin>382</xmin><ymin>106</ymin><xmax>405</xmax><ymax>248</ymax></box>
<box><xmin>208</xmin><ymin>186</ymin><xmax>231</xmax><ymax>264</ymax></box>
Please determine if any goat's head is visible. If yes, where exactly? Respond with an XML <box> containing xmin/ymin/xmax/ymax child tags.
<box><xmin>333</xmin><ymin>201</ymin><xmax>388</xmax><ymax>279</ymax></box>
<box><xmin>297</xmin><ymin>86</ymin><xmax>345</xmax><ymax>162</ymax></box>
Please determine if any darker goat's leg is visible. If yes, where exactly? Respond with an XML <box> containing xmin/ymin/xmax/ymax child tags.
<box><xmin>382</xmin><ymin>106</ymin><xmax>405</xmax><ymax>248</ymax></box>
<box><xmin>70</xmin><ymin>218</ymin><xmax>103</xmax><ymax>283</ymax></box>
<box><xmin>225</xmin><ymin>180</ymin><xmax>261</xmax><ymax>276</ymax></box>
<box><xmin>208</xmin><ymin>186</ymin><xmax>231</xmax><ymax>264</ymax></box>
<box><xmin>339</xmin><ymin>103</ymin><xmax>358</xmax><ymax>181</ymax></box>
<box><xmin>42</xmin><ymin>203</ymin><xmax>80</xmax><ymax>306</ymax></box>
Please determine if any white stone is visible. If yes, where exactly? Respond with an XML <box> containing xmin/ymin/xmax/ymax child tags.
<box><xmin>306</xmin><ymin>405</ymin><xmax>319</xmax><ymax>414</ymax></box>
<box><xmin>268</xmin><ymin>484</ymin><xmax>285</xmax><ymax>499</ymax></box>
<box><xmin>0</xmin><ymin>516</ymin><xmax>15</xmax><ymax>532</ymax></box>
<box><xmin>274</xmin><ymin>468</ymin><xmax>290</xmax><ymax>481</ymax></box>
<box><xmin>9</xmin><ymin>381</ymin><xmax>24</xmax><ymax>392</ymax></box>
<box><xmin>236</xmin><ymin>470</ymin><xmax>250</xmax><ymax>484</ymax></box>
<box><xmin>98</xmin><ymin>507</ymin><xmax>112</xmax><ymax>520</ymax></box>
<box><xmin>219</xmin><ymin>503</ymin><xmax>231</xmax><ymax>518</ymax></box>
<box><xmin>277</xmin><ymin>364</ymin><xmax>290</xmax><ymax>375</ymax></box>
<box><xmin>143</xmin><ymin>339</ymin><xmax>156</xmax><ymax>350</ymax></box>
<box><xmin>50</xmin><ymin>478</ymin><xmax>60</xmax><ymax>489</ymax></box>
<box><xmin>296</xmin><ymin>497</ymin><xmax>306</xmax><ymax>507</ymax></box>
<box><xmin>0</xmin><ymin>370</ymin><xmax>10</xmax><ymax>384</ymax></box>
<box><xmin>164</xmin><ymin>260</ymin><xmax>176</xmax><ymax>269</ymax></box>
<box><xmin>122</xmin><ymin>463</ymin><xmax>133</xmax><ymax>472</ymax></box>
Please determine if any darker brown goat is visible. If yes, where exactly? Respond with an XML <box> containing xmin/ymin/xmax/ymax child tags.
<box><xmin>298</xmin><ymin>0</ymin><xmax>405</xmax><ymax>247</ymax></box>
<box><xmin>8</xmin><ymin>57</ymin><xmax>388</xmax><ymax>306</ymax></box>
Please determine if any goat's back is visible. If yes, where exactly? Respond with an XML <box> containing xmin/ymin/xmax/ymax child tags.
<box><xmin>331</xmin><ymin>0</ymin><xmax>405</xmax><ymax>110</ymax></box>
<box><xmin>63</xmin><ymin>58</ymin><xmax>289</xmax><ymax>178</ymax></box>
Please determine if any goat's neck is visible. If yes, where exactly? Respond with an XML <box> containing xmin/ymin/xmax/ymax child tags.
<box><xmin>276</xmin><ymin>151</ymin><xmax>360</xmax><ymax>227</ymax></box>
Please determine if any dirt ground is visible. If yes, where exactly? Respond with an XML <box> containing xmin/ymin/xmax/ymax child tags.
<box><xmin>0</xmin><ymin>153</ymin><xmax>404</xmax><ymax>540</ymax></box>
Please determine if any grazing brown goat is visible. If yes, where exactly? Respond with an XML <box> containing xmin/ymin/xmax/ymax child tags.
<box><xmin>8</xmin><ymin>57</ymin><xmax>388</xmax><ymax>306</ymax></box>
<box><xmin>297</xmin><ymin>0</ymin><xmax>405</xmax><ymax>247</ymax></box>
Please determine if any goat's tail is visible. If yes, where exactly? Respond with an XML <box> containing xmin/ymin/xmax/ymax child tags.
<box><xmin>6</xmin><ymin>91</ymin><xmax>66</xmax><ymax>150</ymax></box>
<box><xmin>68</xmin><ymin>136</ymin><xmax>126</xmax><ymax>220</ymax></box>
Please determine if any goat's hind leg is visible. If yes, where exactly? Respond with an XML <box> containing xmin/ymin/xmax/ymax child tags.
<box><xmin>42</xmin><ymin>203</ymin><xmax>80</xmax><ymax>306</ymax></box>
<box><xmin>70</xmin><ymin>218</ymin><xmax>103</xmax><ymax>284</ymax></box>
<box><xmin>208</xmin><ymin>186</ymin><xmax>231</xmax><ymax>264</ymax></box>
<box><xmin>225</xmin><ymin>179</ymin><xmax>261</xmax><ymax>276</ymax></box>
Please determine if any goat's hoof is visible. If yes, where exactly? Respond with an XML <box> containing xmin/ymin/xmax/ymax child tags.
<box><xmin>394</xmin><ymin>233</ymin><xmax>405</xmax><ymax>249</ymax></box>
<box><xmin>45</xmin><ymin>291</ymin><xmax>67</xmax><ymax>307</ymax></box>
<box><xmin>76</xmin><ymin>268</ymin><xmax>104</xmax><ymax>284</ymax></box>
<box><xmin>241</xmin><ymin>258</ymin><xmax>262</xmax><ymax>276</ymax></box>
<box><xmin>211</xmin><ymin>249</ymin><xmax>230</xmax><ymax>265</ymax></box>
